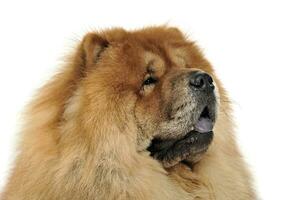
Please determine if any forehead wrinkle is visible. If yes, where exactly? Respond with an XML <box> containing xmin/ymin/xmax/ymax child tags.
<box><xmin>157</xmin><ymin>44</ymin><xmax>173</xmax><ymax>68</ymax></box>
<box><xmin>143</xmin><ymin>51</ymin><xmax>165</xmax><ymax>77</ymax></box>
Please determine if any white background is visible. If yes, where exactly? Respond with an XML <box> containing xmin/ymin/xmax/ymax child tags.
<box><xmin>0</xmin><ymin>0</ymin><xmax>300</xmax><ymax>199</ymax></box>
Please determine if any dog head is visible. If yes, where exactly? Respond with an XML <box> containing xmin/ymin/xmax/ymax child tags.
<box><xmin>71</xmin><ymin>26</ymin><xmax>219</xmax><ymax>154</ymax></box>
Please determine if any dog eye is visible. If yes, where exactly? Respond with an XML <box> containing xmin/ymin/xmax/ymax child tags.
<box><xmin>143</xmin><ymin>77</ymin><xmax>157</xmax><ymax>86</ymax></box>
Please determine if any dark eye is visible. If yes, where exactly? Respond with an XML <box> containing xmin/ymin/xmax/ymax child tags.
<box><xmin>143</xmin><ymin>77</ymin><xmax>157</xmax><ymax>86</ymax></box>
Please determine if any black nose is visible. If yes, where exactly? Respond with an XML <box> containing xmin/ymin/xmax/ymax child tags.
<box><xmin>189</xmin><ymin>72</ymin><xmax>215</xmax><ymax>91</ymax></box>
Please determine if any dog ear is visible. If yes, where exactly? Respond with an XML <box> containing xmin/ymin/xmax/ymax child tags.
<box><xmin>81</xmin><ymin>33</ymin><xmax>109</xmax><ymax>69</ymax></box>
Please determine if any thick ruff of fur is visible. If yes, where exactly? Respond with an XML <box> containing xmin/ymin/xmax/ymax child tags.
<box><xmin>1</xmin><ymin>26</ymin><xmax>256</xmax><ymax>200</ymax></box>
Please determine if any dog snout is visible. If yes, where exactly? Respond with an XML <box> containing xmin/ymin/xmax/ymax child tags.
<box><xmin>189</xmin><ymin>72</ymin><xmax>214</xmax><ymax>92</ymax></box>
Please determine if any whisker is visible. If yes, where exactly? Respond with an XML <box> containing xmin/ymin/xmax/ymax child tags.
<box><xmin>216</xmin><ymin>97</ymin><xmax>241</xmax><ymax>108</ymax></box>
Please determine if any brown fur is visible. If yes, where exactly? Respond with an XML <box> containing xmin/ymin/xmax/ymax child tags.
<box><xmin>1</xmin><ymin>26</ymin><xmax>256</xmax><ymax>199</ymax></box>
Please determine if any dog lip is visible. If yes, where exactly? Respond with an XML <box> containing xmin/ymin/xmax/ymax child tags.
<box><xmin>185</xmin><ymin>130</ymin><xmax>213</xmax><ymax>143</ymax></box>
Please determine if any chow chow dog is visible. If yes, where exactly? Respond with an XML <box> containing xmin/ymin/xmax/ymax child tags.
<box><xmin>1</xmin><ymin>26</ymin><xmax>256</xmax><ymax>199</ymax></box>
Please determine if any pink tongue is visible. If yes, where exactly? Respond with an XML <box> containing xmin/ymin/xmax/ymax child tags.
<box><xmin>194</xmin><ymin>118</ymin><xmax>213</xmax><ymax>133</ymax></box>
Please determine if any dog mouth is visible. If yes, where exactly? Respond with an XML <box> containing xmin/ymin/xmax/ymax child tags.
<box><xmin>173</xmin><ymin>104</ymin><xmax>216</xmax><ymax>148</ymax></box>
<box><xmin>147</xmin><ymin>105</ymin><xmax>216</xmax><ymax>165</ymax></box>
<box><xmin>148</xmin><ymin>105</ymin><xmax>216</xmax><ymax>152</ymax></box>
<box><xmin>179</xmin><ymin>105</ymin><xmax>215</xmax><ymax>148</ymax></box>
<box><xmin>181</xmin><ymin>105</ymin><xmax>216</xmax><ymax>149</ymax></box>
